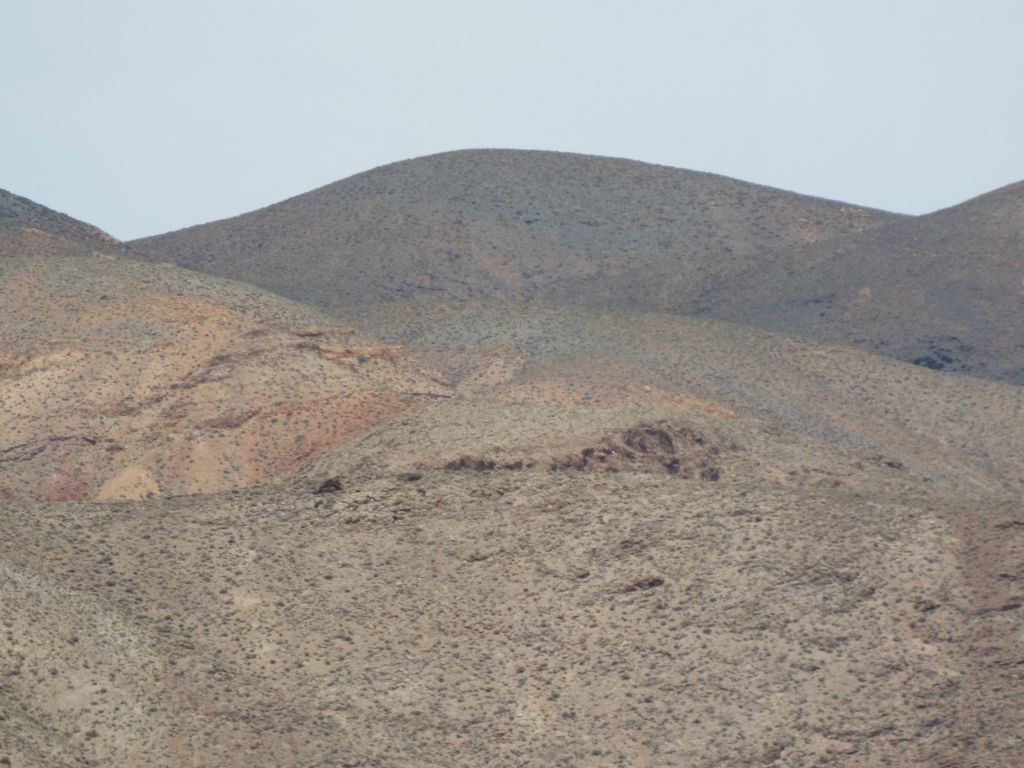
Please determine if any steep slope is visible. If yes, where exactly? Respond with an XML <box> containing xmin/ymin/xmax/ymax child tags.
<box><xmin>0</xmin><ymin>204</ymin><xmax>447</xmax><ymax>502</ymax></box>
<box><xmin>131</xmin><ymin>149</ymin><xmax>899</xmax><ymax>309</ymax></box>
<box><xmin>705</xmin><ymin>180</ymin><xmax>1024</xmax><ymax>383</ymax></box>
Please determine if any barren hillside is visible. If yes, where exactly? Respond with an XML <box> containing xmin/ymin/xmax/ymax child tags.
<box><xmin>131</xmin><ymin>149</ymin><xmax>899</xmax><ymax>309</ymax></box>
<box><xmin>3</xmin><ymin>178</ymin><xmax>1023</xmax><ymax>767</ymax></box>
<box><xmin>3</xmin><ymin>468</ymin><xmax>1021</xmax><ymax>767</ymax></box>
<box><xmin>328</xmin><ymin>300</ymin><xmax>1024</xmax><ymax>496</ymax></box>
<box><xmin>0</xmin><ymin>206</ymin><xmax>446</xmax><ymax>502</ymax></box>
<box><xmin>705</xmin><ymin>180</ymin><xmax>1024</xmax><ymax>383</ymax></box>
<box><xmin>130</xmin><ymin>150</ymin><xmax>1024</xmax><ymax>385</ymax></box>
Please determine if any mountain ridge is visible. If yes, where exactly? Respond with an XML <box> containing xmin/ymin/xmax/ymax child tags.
<box><xmin>131</xmin><ymin>148</ymin><xmax>902</xmax><ymax>310</ymax></box>
<box><xmin>130</xmin><ymin>148</ymin><xmax>1022</xmax><ymax>384</ymax></box>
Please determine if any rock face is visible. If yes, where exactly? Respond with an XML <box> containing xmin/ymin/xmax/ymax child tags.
<box><xmin>444</xmin><ymin>422</ymin><xmax>726</xmax><ymax>478</ymax></box>
<box><xmin>549</xmin><ymin>423</ymin><xmax>724</xmax><ymax>478</ymax></box>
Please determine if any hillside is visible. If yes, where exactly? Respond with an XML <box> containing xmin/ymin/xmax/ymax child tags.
<box><xmin>6</xmin><ymin>311</ymin><xmax>1024</xmax><ymax>766</ymax></box>
<box><xmin>4</xmin><ymin>179</ymin><xmax>1024</xmax><ymax>766</ymax></box>
<box><xmin>4</xmin><ymin>470</ymin><xmax>1021</xmax><ymax>767</ymax></box>
<box><xmin>704</xmin><ymin>180</ymin><xmax>1024</xmax><ymax>383</ymax></box>
<box><xmin>0</xmin><ymin>188</ymin><xmax>127</xmax><ymax>257</ymax></box>
<box><xmin>7</xmin><ymin>288</ymin><xmax>1024</xmax><ymax>764</ymax></box>
<box><xmin>0</xmin><ymin>204</ymin><xmax>447</xmax><ymax>502</ymax></box>
<box><xmin>327</xmin><ymin>300</ymin><xmax>1024</xmax><ymax>496</ymax></box>
<box><xmin>130</xmin><ymin>149</ymin><xmax>1024</xmax><ymax>385</ymax></box>
<box><xmin>131</xmin><ymin>149</ymin><xmax>899</xmax><ymax>309</ymax></box>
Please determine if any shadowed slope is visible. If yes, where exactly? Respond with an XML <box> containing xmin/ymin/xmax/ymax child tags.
<box><xmin>1</xmin><ymin>188</ymin><xmax>124</xmax><ymax>256</ymax></box>
<box><xmin>705</xmin><ymin>180</ymin><xmax>1024</xmax><ymax>383</ymax></box>
<box><xmin>131</xmin><ymin>149</ymin><xmax>899</xmax><ymax>309</ymax></box>
<box><xmin>131</xmin><ymin>150</ymin><xmax>1024</xmax><ymax>384</ymax></box>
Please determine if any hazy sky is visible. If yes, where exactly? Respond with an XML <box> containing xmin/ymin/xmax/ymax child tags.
<box><xmin>3</xmin><ymin>0</ymin><xmax>1023</xmax><ymax>239</ymax></box>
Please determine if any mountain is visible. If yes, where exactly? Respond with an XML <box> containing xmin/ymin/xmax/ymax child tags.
<box><xmin>704</xmin><ymin>180</ymin><xmax>1024</xmax><ymax>383</ymax></box>
<box><xmin>0</xmin><ymin>195</ymin><xmax>446</xmax><ymax>501</ymax></box>
<box><xmin>130</xmin><ymin>149</ymin><xmax>900</xmax><ymax>310</ymax></box>
<box><xmin>4</xmin><ymin>296</ymin><xmax>1023</xmax><ymax>766</ymax></box>
<box><xmin>4</xmin><ymin>170</ymin><xmax>1024</xmax><ymax>766</ymax></box>
<box><xmin>131</xmin><ymin>149</ymin><xmax>1024</xmax><ymax>384</ymax></box>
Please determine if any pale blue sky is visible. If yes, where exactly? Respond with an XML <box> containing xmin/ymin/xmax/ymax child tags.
<box><xmin>2</xmin><ymin>0</ymin><xmax>1022</xmax><ymax>239</ymax></box>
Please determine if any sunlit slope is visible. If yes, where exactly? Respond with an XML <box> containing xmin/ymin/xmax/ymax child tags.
<box><xmin>3</xmin><ymin>471</ymin><xmax>1021</xmax><ymax>767</ymax></box>
<box><xmin>329</xmin><ymin>300</ymin><xmax>1024</xmax><ymax>495</ymax></box>
<box><xmin>0</xmin><ymin>226</ymin><xmax>446</xmax><ymax>501</ymax></box>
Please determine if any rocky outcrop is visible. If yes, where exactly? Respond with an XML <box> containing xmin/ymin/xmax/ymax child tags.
<box><xmin>442</xmin><ymin>422</ymin><xmax>727</xmax><ymax>479</ymax></box>
<box><xmin>550</xmin><ymin>423</ymin><xmax>724</xmax><ymax>478</ymax></box>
